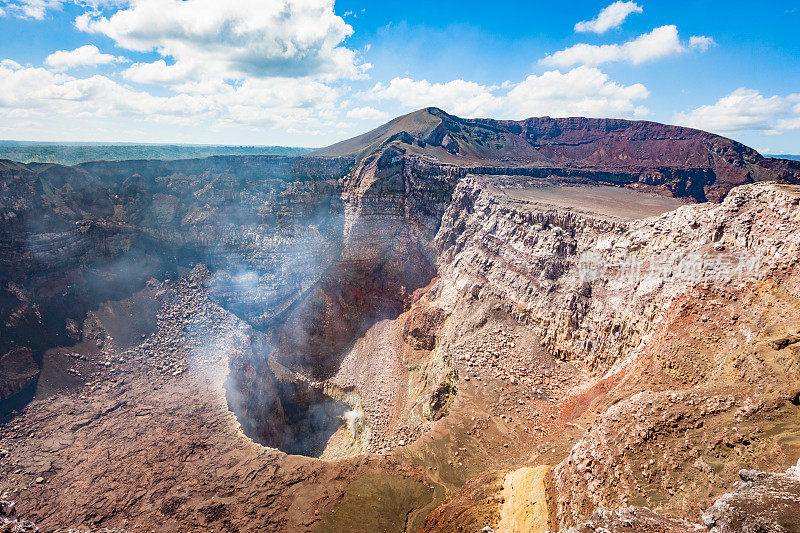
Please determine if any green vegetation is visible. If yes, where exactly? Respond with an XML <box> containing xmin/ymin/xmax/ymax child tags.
<box><xmin>0</xmin><ymin>140</ymin><xmax>315</xmax><ymax>166</ymax></box>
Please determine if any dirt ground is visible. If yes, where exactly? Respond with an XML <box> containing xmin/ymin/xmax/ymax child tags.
<box><xmin>496</xmin><ymin>184</ymin><xmax>687</xmax><ymax>219</ymax></box>
<box><xmin>0</xmin><ymin>270</ymin><xmax>595</xmax><ymax>532</ymax></box>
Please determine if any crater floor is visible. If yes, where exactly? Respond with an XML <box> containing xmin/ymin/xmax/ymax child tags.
<box><xmin>494</xmin><ymin>183</ymin><xmax>688</xmax><ymax>219</ymax></box>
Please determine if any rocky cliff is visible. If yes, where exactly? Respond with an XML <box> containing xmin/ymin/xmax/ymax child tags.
<box><xmin>316</xmin><ymin>107</ymin><xmax>800</xmax><ymax>202</ymax></box>
<box><xmin>1</xmin><ymin>108</ymin><xmax>800</xmax><ymax>531</ymax></box>
<box><xmin>413</xmin><ymin>175</ymin><xmax>800</xmax><ymax>525</ymax></box>
<box><xmin>0</xmin><ymin>154</ymin><xmax>353</xmax><ymax>429</ymax></box>
<box><xmin>3</xmin><ymin>108</ymin><xmax>798</xmax><ymax>405</ymax></box>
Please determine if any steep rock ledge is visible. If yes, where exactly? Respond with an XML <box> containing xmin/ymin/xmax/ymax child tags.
<box><xmin>417</xmin><ymin>180</ymin><xmax>800</xmax><ymax>529</ymax></box>
<box><xmin>273</xmin><ymin>151</ymin><xmax>461</xmax><ymax>379</ymax></box>
<box><xmin>434</xmin><ymin>180</ymin><xmax>800</xmax><ymax>375</ymax></box>
<box><xmin>567</xmin><ymin>460</ymin><xmax>800</xmax><ymax>532</ymax></box>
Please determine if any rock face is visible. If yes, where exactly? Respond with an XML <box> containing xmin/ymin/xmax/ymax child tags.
<box><xmin>702</xmin><ymin>461</ymin><xmax>800</xmax><ymax>532</ymax></box>
<box><xmin>569</xmin><ymin>506</ymin><xmax>704</xmax><ymax>532</ymax></box>
<box><xmin>0</xmin><ymin>500</ymin><xmax>37</xmax><ymax>532</ymax></box>
<box><xmin>1</xmin><ymin>108</ymin><xmax>800</xmax><ymax>531</ymax></box>
<box><xmin>274</xmin><ymin>151</ymin><xmax>459</xmax><ymax>379</ymax></box>
<box><xmin>316</xmin><ymin>107</ymin><xmax>800</xmax><ymax>202</ymax></box>
<box><xmin>0</xmin><ymin>155</ymin><xmax>351</xmax><ymax>391</ymax></box>
<box><xmin>0</xmin><ymin>348</ymin><xmax>38</xmax><ymax>402</ymax></box>
<box><xmin>436</xmin><ymin>179</ymin><xmax>800</xmax><ymax>375</ymax></box>
<box><xmin>422</xmin><ymin>177</ymin><xmax>800</xmax><ymax>530</ymax></box>
<box><xmin>568</xmin><ymin>460</ymin><xmax>800</xmax><ymax>532</ymax></box>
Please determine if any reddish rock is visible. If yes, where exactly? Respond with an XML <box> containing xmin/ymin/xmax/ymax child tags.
<box><xmin>317</xmin><ymin>107</ymin><xmax>800</xmax><ymax>202</ymax></box>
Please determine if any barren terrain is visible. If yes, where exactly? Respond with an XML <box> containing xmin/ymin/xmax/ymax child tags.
<box><xmin>3</xmin><ymin>108</ymin><xmax>800</xmax><ymax>532</ymax></box>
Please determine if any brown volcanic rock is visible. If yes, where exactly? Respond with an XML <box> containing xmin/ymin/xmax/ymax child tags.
<box><xmin>316</xmin><ymin>107</ymin><xmax>800</xmax><ymax>202</ymax></box>
<box><xmin>0</xmin><ymin>348</ymin><xmax>38</xmax><ymax>401</ymax></box>
<box><xmin>272</xmin><ymin>147</ymin><xmax>457</xmax><ymax>379</ymax></box>
<box><xmin>567</xmin><ymin>461</ymin><xmax>800</xmax><ymax>532</ymax></box>
<box><xmin>702</xmin><ymin>462</ymin><xmax>800</xmax><ymax>532</ymax></box>
<box><xmin>569</xmin><ymin>506</ymin><xmax>704</xmax><ymax>532</ymax></box>
<box><xmin>2</xmin><ymin>109</ymin><xmax>800</xmax><ymax>532</ymax></box>
<box><xmin>416</xmin><ymin>180</ymin><xmax>800</xmax><ymax>530</ymax></box>
<box><xmin>402</xmin><ymin>302</ymin><xmax>445</xmax><ymax>351</ymax></box>
<box><xmin>0</xmin><ymin>154</ymin><xmax>353</xmax><ymax>393</ymax></box>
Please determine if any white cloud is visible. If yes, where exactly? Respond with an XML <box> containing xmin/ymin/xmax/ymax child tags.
<box><xmin>45</xmin><ymin>45</ymin><xmax>126</xmax><ymax>70</ymax></box>
<box><xmin>1</xmin><ymin>0</ymin><xmax>63</xmax><ymax>19</ymax></box>
<box><xmin>345</xmin><ymin>106</ymin><xmax>388</xmax><ymax>121</ymax></box>
<box><xmin>121</xmin><ymin>59</ymin><xmax>198</xmax><ymax>85</ymax></box>
<box><xmin>76</xmin><ymin>0</ymin><xmax>368</xmax><ymax>83</ymax></box>
<box><xmin>0</xmin><ymin>0</ymin><xmax>123</xmax><ymax>19</ymax></box>
<box><xmin>777</xmin><ymin>117</ymin><xmax>800</xmax><ymax>131</ymax></box>
<box><xmin>541</xmin><ymin>25</ymin><xmax>714</xmax><ymax>67</ymax></box>
<box><xmin>365</xmin><ymin>66</ymin><xmax>649</xmax><ymax>120</ymax></box>
<box><xmin>0</xmin><ymin>59</ymin><xmax>341</xmax><ymax>130</ymax></box>
<box><xmin>0</xmin><ymin>1</ymin><xmax>134</xmax><ymax>19</ymax></box>
<box><xmin>574</xmin><ymin>1</ymin><xmax>642</xmax><ymax>34</ymax></box>
<box><xmin>0</xmin><ymin>59</ymin><xmax>206</xmax><ymax>120</ymax></box>
<box><xmin>210</xmin><ymin>77</ymin><xmax>340</xmax><ymax>129</ymax></box>
<box><xmin>0</xmin><ymin>0</ymin><xmax>368</xmax><ymax>140</ymax></box>
<box><xmin>673</xmin><ymin>88</ymin><xmax>800</xmax><ymax>135</ymax></box>
<box><xmin>688</xmin><ymin>35</ymin><xmax>716</xmax><ymax>52</ymax></box>
<box><xmin>504</xmin><ymin>66</ymin><xmax>649</xmax><ymax>118</ymax></box>
<box><xmin>365</xmin><ymin>78</ymin><xmax>502</xmax><ymax>118</ymax></box>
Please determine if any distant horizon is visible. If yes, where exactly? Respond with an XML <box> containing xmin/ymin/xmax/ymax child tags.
<box><xmin>0</xmin><ymin>141</ymin><xmax>315</xmax><ymax>166</ymax></box>
<box><xmin>0</xmin><ymin>139</ymin><xmax>319</xmax><ymax>149</ymax></box>
<box><xmin>0</xmin><ymin>138</ymin><xmax>797</xmax><ymax>159</ymax></box>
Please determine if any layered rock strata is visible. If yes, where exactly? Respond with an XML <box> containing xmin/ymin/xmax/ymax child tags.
<box><xmin>2</xmin><ymin>108</ymin><xmax>800</xmax><ymax>531</ymax></box>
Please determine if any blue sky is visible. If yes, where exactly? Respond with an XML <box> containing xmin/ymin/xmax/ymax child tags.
<box><xmin>0</xmin><ymin>0</ymin><xmax>798</xmax><ymax>153</ymax></box>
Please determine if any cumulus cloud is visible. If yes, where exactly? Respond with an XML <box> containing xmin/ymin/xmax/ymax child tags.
<box><xmin>76</xmin><ymin>0</ymin><xmax>368</xmax><ymax>82</ymax></box>
<box><xmin>365</xmin><ymin>78</ymin><xmax>502</xmax><ymax>118</ymax></box>
<box><xmin>45</xmin><ymin>45</ymin><xmax>126</xmax><ymax>70</ymax></box>
<box><xmin>673</xmin><ymin>88</ymin><xmax>800</xmax><ymax>135</ymax></box>
<box><xmin>121</xmin><ymin>59</ymin><xmax>198</xmax><ymax>85</ymax></box>
<box><xmin>365</xmin><ymin>66</ymin><xmax>649</xmax><ymax>120</ymax></box>
<box><xmin>0</xmin><ymin>0</ymin><xmax>121</xmax><ymax>19</ymax></box>
<box><xmin>541</xmin><ymin>25</ymin><xmax>714</xmax><ymax>67</ymax></box>
<box><xmin>1</xmin><ymin>0</ymin><xmax>64</xmax><ymax>19</ymax></box>
<box><xmin>574</xmin><ymin>1</ymin><xmax>642</xmax><ymax>34</ymax></box>
<box><xmin>504</xmin><ymin>66</ymin><xmax>649</xmax><ymax>118</ymax></box>
<box><xmin>0</xmin><ymin>0</ymin><xmax>370</xmax><ymax>136</ymax></box>
<box><xmin>0</xmin><ymin>59</ymin><xmax>340</xmax><ymax>130</ymax></box>
<box><xmin>0</xmin><ymin>59</ymin><xmax>206</xmax><ymax>119</ymax></box>
<box><xmin>345</xmin><ymin>106</ymin><xmax>388</xmax><ymax>121</ymax></box>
